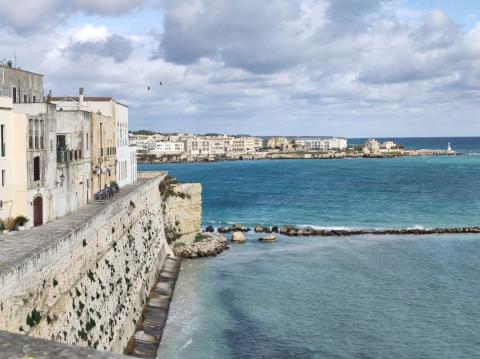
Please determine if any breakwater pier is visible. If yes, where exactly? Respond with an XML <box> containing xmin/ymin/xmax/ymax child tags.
<box><xmin>206</xmin><ymin>224</ymin><xmax>480</xmax><ymax>237</ymax></box>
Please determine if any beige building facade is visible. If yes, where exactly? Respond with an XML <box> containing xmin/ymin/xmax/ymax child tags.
<box><xmin>0</xmin><ymin>96</ymin><xmax>28</xmax><ymax>225</ymax></box>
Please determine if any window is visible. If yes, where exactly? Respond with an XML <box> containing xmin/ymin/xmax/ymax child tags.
<box><xmin>86</xmin><ymin>133</ymin><xmax>89</xmax><ymax>150</ymax></box>
<box><xmin>1</xmin><ymin>170</ymin><xmax>5</xmax><ymax>187</ymax></box>
<box><xmin>34</xmin><ymin>120</ymin><xmax>39</xmax><ymax>148</ymax></box>
<box><xmin>40</xmin><ymin>120</ymin><xmax>45</xmax><ymax>148</ymax></box>
<box><xmin>12</xmin><ymin>87</ymin><xmax>16</xmax><ymax>103</ymax></box>
<box><xmin>24</xmin><ymin>94</ymin><xmax>27</xmax><ymax>103</ymax></box>
<box><xmin>33</xmin><ymin>156</ymin><xmax>40</xmax><ymax>182</ymax></box>
<box><xmin>33</xmin><ymin>96</ymin><xmax>36</xmax><ymax>103</ymax></box>
<box><xmin>29</xmin><ymin>119</ymin><xmax>33</xmax><ymax>149</ymax></box>
<box><xmin>1</xmin><ymin>125</ymin><xmax>5</xmax><ymax>157</ymax></box>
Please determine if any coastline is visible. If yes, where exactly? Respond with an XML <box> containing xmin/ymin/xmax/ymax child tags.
<box><xmin>138</xmin><ymin>148</ymin><xmax>455</xmax><ymax>164</ymax></box>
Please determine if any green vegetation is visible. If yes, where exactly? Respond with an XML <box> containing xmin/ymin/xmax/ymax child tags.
<box><xmin>194</xmin><ymin>233</ymin><xmax>209</xmax><ymax>242</ymax></box>
<box><xmin>14</xmin><ymin>215</ymin><xmax>29</xmax><ymax>227</ymax></box>
<box><xmin>174</xmin><ymin>242</ymin><xmax>186</xmax><ymax>248</ymax></box>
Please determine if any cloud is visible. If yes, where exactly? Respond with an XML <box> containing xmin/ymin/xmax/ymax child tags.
<box><xmin>65</xmin><ymin>26</ymin><xmax>134</xmax><ymax>63</ymax></box>
<box><xmin>0</xmin><ymin>0</ymin><xmax>144</xmax><ymax>33</ymax></box>
<box><xmin>2</xmin><ymin>0</ymin><xmax>480</xmax><ymax>136</ymax></box>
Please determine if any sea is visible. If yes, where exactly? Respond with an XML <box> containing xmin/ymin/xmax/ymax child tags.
<box><xmin>140</xmin><ymin>137</ymin><xmax>480</xmax><ymax>359</ymax></box>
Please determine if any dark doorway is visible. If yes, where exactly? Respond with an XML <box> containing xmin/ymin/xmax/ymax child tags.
<box><xmin>33</xmin><ymin>196</ymin><xmax>43</xmax><ymax>227</ymax></box>
<box><xmin>12</xmin><ymin>87</ymin><xmax>16</xmax><ymax>103</ymax></box>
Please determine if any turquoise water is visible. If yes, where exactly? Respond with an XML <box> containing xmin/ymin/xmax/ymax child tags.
<box><xmin>159</xmin><ymin>234</ymin><xmax>480</xmax><ymax>359</ymax></box>
<box><xmin>140</xmin><ymin>138</ymin><xmax>480</xmax><ymax>229</ymax></box>
<box><xmin>145</xmin><ymin>138</ymin><xmax>480</xmax><ymax>358</ymax></box>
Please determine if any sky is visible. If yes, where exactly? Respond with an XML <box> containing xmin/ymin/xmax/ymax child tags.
<box><xmin>0</xmin><ymin>0</ymin><xmax>479</xmax><ymax>137</ymax></box>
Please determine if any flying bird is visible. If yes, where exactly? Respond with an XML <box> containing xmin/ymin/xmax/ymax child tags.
<box><xmin>147</xmin><ymin>86</ymin><xmax>151</xmax><ymax>91</ymax></box>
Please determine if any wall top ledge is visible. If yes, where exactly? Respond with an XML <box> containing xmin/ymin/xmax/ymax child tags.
<box><xmin>0</xmin><ymin>330</ymin><xmax>128</xmax><ymax>358</ymax></box>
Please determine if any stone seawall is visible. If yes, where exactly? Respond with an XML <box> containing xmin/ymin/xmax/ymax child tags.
<box><xmin>0</xmin><ymin>172</ymin><xmax>201</xmax><ymax>355</ymax></box>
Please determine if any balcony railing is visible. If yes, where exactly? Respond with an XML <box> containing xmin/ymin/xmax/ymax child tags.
<box><xmin>57</xmin><ymin>149</ymin><xmax>83</xmax><ymax>163</ymax></box>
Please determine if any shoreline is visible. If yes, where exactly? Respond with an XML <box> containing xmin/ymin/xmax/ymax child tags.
<box><xmin>138</xmin><ymin>149</ymin><xmax>456</xmax><ymax>164</ymax></box>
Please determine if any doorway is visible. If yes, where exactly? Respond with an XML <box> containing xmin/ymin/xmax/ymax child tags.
<box><xmin>33</xmin><ymin>196</ymin><xmax>43</xmax><ymax>227</ymax></box>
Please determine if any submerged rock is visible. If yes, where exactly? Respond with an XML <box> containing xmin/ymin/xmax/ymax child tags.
<box><xmin>231</xmin><ymin>231</ymin><xmax>246</xmax><ymax>242</ymax></box>
<box><xmin>218</xmin><ymin>227</ymin><xmax>228</xmax><ymax>233</ymax></box>
<box><xmin>254</xmin><ymin>225</ymin><xmax>264</xmax><ymax>233</ymax></box>
<box><xmin>259</xmin><ymin>235</ymin><xmax>277</xmax><ymax>242</ymax></box>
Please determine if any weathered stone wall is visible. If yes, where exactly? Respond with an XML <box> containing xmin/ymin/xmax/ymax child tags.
<box><xmin>163</xmin><ymin>183</ymin><xmax>202</xmax><ymax>244</ymax></box>
<box><xmin>0</xmin><ymin>172</ymin><xmax>199</xmax><ymax>354</ymax></box>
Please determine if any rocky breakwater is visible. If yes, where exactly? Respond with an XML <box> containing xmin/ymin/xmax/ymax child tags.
<box><xmin>277</xmin><ymin>225</ymin><xmax>480</xmax><ymax>237</ymax></box>
<box><xmin>173</xmin><ymin>233</ymin><xmax>228</xmax><ymax>258</ymax></box>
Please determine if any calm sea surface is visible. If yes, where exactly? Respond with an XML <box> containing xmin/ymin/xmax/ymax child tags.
<box><xmin>141</xmin><ymin>137</ymin><xmax>480</xmax><ymax>358</ymax></box>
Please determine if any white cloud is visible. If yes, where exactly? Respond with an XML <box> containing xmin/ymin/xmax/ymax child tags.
<box><xmin>1</xmin><ymin>0</ymin><xmax>480</xmax><ymax>136</ymax></box>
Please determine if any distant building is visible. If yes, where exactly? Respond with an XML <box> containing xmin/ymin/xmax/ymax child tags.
<box><xmin>363</xmin><ymin>139</ymin><xmax>381</xmax><ymax>154</ymax></box>
<box><xmin>149</xmin><ymin>141</ymin><xmax>185</xmax><ymax>155</ymax></box>
<box><xmin>294</xmin><ymin>137</ymin><xmax>348</xmax><ymax>151</ymax></box>
<box><xmin>266</xmin><ymin>137</ymin><xmax>289</xmax><ymax>149</ymax></box>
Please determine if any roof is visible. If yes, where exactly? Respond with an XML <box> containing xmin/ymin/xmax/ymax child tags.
<box><xmin>51</xmin><ymin>96</ymin><xmax>128</xmax><ymax>108</ymax></box>
<box><xmin>0</xmin><ymin>64</ymin><xmax>44</xmax><ymax>77</ymax></box>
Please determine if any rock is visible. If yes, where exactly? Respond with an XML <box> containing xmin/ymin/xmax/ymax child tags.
<box><xmin>271</xmin><ymin>226</ymin><xmax>279</xmax><ymax>233</ymax></box>
<box><xmin>205</xmin><ymin>225</ymin><xmax>215</xmax><ymax>233</ymax></box>
<box><xmin>218</xmin><ymin>227</ymin><xmax>228</xmax><ymax>233</ymax></box>
<box><xmin>231</xmin><ymin>231</ymin><xmax>246</xmax><ymax>242</ymax></box>
<box><xmin>233</xmin><ymin>223</ymin><xmax>243</xmax><ymax>230</ymax></box>
<box><xmin>254</xmin><ymin>225</ymin><xmax>264</xmax><ymax>233</ymax></box>
<box><xmin>173</xmin><ymin>234</ymin><xmax>228</xmax><ymax>258</ymax></box>
<box><xmin>259</xmin><ymin>235</ymin><xmax>277</xmax><ymax>242</ymax></box>
<box><xmin>280</xmin><ymin>225</ymin><xmax>294</xmax><ymax>234</ymax></box>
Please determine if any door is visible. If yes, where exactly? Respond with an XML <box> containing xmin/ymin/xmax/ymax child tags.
<box><xmin>33</xmin><ymin>196</ymin><xmax>43</xmax><ymax>227</ymax></box>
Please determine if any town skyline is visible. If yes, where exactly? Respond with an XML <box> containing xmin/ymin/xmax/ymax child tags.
<box><xmin>1</xmin><ymin>0</ymin><xmax>480</xmax><ymax>137</ymax></box>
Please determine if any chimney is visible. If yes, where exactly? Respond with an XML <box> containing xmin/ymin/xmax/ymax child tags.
<box><xmin>79</xmin><ymin>87</ymin><xmax>84</xmax><ymax>107</ymax></box>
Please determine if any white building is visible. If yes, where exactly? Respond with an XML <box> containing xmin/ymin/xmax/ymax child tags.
<box><xmin>149</xmin><ymin>141</ymin><xmax>185</xmax><ymax>155</ymax></box>
<box><xmin>295</xmin><ymin>137</ymin><xmax>348</xmax><ymax>151</ymax></box>
<box><xmin>54</xmin><ymin>109</ymin><xmax>92</xmax><ymax>217</ymax></box>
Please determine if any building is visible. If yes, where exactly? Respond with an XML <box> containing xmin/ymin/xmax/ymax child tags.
<box><xmin>266</xmin><ymin>137</ymin><xmax>288</xmax><ymax>149</ymax></box>
<box><xmin>232</xmin><ymin>137</ymin><xmax>259</xmax><ymax>153</ymax></box>
<box><xmin>381</xmin><ymin>141</ymin><xmax>397</xmax><ymax>152</ymax></box>
<box><xmin>13</xmin><ymin>102</ymin><xmax>58</xmax><ymax>228</ymax></box>
<box><xmin>183</xmin><ymin>137</ymin><xmax>232</xmax><ymax>155</ymax></box>
<box><xmin>149</xmin><ymin>141</ymin><xmax>185</xmax><ymax>155</ymax></box>
<box><xmin>294</xmin><ymin>137</ymin><xmax>348</xmax><ymax>151</ymax></box>
<box><xmin>0</xmin><ymin>96</ymin><xmax>29</xmax><ymax>226</ymax></box>
<box><xmin>0</xmin><ymin>62</ymin><xmax>43</xmax><ymax>103</ymax></box>
<box><xmin>51</xmin><ymin>92</ymin><xmax>137</xmax><ymax>188</ymax></box>
<box><xmin>363</xmin><ymin>139</ymin><xmax>381</xmax><ymax>154</ymax></box>
<box><xmin>90</xmin><ymin>112</ymin><xmax>117</xmax><ymax>195</ymax></box>
<box><xmin>54</xmin><ymin>109</ymin><xmax>92</xmax><ymax>216</ymax></box>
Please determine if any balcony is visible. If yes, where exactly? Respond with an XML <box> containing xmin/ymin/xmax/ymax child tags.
<box><xmin>57</xmin><ymin>149</ymin><xmax>83</xmax><ymax>163</ymax></box>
